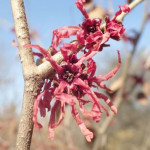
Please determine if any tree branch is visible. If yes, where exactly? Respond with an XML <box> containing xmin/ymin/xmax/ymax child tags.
<box><xmin>10</xmin><ymin>0</ymin><xmax>43</xmax><ymax>149</ymax></box>
<box><xmin>117</xmin><ymin>0</ymin><xmax>144</xmax><ymax>22</ymax></box>
<box><xmin>10</xmin><ymin>0</ymin><xmax>35</xmax><ymax>73</ymax></box>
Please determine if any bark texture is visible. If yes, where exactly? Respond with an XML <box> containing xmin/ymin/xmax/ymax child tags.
<box><xmin>16</xmin><ymin>77</ymin><xmax>43</xmax><ymax>150</ymax></box>
<box><xmin>10</xmin><ymin>0</ymin><xmax>43</xmax><ymax>149</ymax></box>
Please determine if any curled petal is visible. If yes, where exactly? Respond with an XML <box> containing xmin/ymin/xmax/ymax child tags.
<box><xmin>49</xmin><ymin>101</ymin><xmax>65</xmax><ymax>131</ymax></box>
<box><xmin>106</xmin><ymin>4</ymin><xmax>130</xmax><ymax>40</ymax></box>
<box><xmin>48</xmin><ymin>101</ymin><xmax>60</xmax><ymax>139</ymax></box>
<box><xmin>44</xmin><ymin>79</ymin><xmax>52</xmax><ymax>90</ymax></box>
<box><xmin>74</xmin><ymin>78</ymin><xmax>103</xmax><ymax>114</ymax></box>
<box><xmin>99</xmin><ymin>82</ymin><xmax>112</xmax><ymax>91</ymax></box>
<box><xmin>113</xmin><ymin>4</ymin><xmax>130</xmax><ymax>21</ymax></box>
<box><xmin>85</xmin><ymin>31</ymin><xmax>110</xmax><ymax>51</ymax></box>
<box><xmin>79</xmin><ymin>123</ymin><xmax>93</xmax><ymax>142</ymax></box>
<box><xmin>87</xmin><ymin>59</ymin><xmax>96</xmax><ymax>78</ymax></box>
<box><xmin>75</xmin><ymin>0</ymin><xmax>89</xmax><ymax>19</ymax></box>
<box><xmin>54</xmin><ymin>103</ymin><xmax>65</xmax><ymax>127</ymax></box>
<box><xmin>105</xmin><ymin>19</ymin><xmax>125</xmax><ymax>40</ymax></box>
<box><xmin>51</xmin><ymin>26</ymin><xmax>79</xmax><ymax>53</ymax></box>
<box><xmin>60</xmin><ymin>43</ymin><xmax>78</xmax><ymax>62</ymax></box>
<box><xmin>74</xmin><ymin>78</ymin><xmax>113</xmax><ymax>120</ymax></box>
<box><xmin>76</xmin><ymin>51</ymin><xmax>98</xmax><ymax>67</ymax></box>
<box><xmin>102</xmin><ymin>32</ymin><xmax>110</xmax><ymax>44</ymax></box>
<box><xmin>41</xmin><ymin>80</ymin><xmax>53</xmax><ymax>112</ymax></box>
<box><xmin>54</xmin><ymin>80</ymin><xmax>67</xmax><ymax>94</ymax></box>
<box><xmin>55</xmin><ymin>93</ymin><xmax>76</xmax><ymax>105</ymax></box>
<box><xmin>42</xmin><ymin>90</ymin><xmax>54</xmax><ymax>112</ymax></box>
<box><xmin>48</xmin><ymin>128</ymin><xmax>55</xmax><ymax>140</ymax></box>
<box><xmin>71</xmin><ymin>105</ymin><xmax>93</xmax><ymax>142</ymax></box>
<box><xmin>33</xmin><ymin>92</ymin><xmax>46</xmax><ymax>130</ymax></box>
<box><xmin>39</xmin><ymin>100</ymin><xmax>46</xmax><ymax>117</ymax></box>
<box><xmin>95</xmin><ymin>92</ymin><xmax>117</xmax><ymax>114</ymax></box>
<box><xmin>91</xmin><ymin>103</ymin><xmax>102</xmax><ymax>122</ymax></box>
<box><xmin>78</xmin><ymin>98</ymin><xmax>92</xmax><ymax>116</ymax></box>
<box><xmin>33</xmin><ymin>99</ymin><xmax>43</xmax><ymax>130</ymax></box>
<box><xmin>119</xmin><ymin>4</ymin><xmax>130</xmax><ymax>13</ymax></box>
<box><xmin>77</xmin><ymin>30</ymin><xmax>85</xmax><ymax>45</ymax></box>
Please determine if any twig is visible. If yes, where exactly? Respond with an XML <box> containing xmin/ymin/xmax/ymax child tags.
<box><xmin>92</xmin><ymin>0</ymin><xmax>148</xmax><ymax>149</ymax></box>
<box><xmin>140</xmin><ymin>119</ymin><xmax>150</xmax><ymax>150</ymax></box>
<box><xmin>117</xmin><ymin>0</ymin><xmax>144</xmax><ymax>22</ymax></box>
<box><xmin>100</xmin><ymin>0</ymin><xmax>144</xmax><ymax>29</ymax></box>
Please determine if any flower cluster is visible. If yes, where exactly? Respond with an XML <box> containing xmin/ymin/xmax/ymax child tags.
<box><xmin>24</xmin><ymin>0</ymin><xmax>130</xmax><ymax>142</ymax></box>
<box><xmin>50</xmin><ymin>0</ymin><xmax>130</xmax><ymax>55</ymax></box>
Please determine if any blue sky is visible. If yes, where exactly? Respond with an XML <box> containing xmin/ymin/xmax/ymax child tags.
<box><xmin>0</xmin><ymin>0</ymin><xmax>149</xmax><ymax>110</ymax></box>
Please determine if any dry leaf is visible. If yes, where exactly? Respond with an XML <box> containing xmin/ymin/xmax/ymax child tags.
<box><xmin>145</xmin><ymin>56</ymin><xmax>150</xmax><ymax>69</ymax></box>
<box><xmin>88</xmin><ymin>6</ymin><xmax>107</xmax><ymax>19</ymax></box>
<box><xmin>84</xmin><ymin>0</ymin><xmax>93</xmax><ymax>9</ymax></box>
<box><xmin>137</xmin><ymin>92</ymin><xmax>149</xmax><ymax>105</ymax></box>
<box><xmin>109</xmin><ymin>77</ymin><xmax>123</xmax><ymax>92</ymax></box>
<box><xmin>137</xmin><ymin>98</ymin><xmax>149</xmax><ymax>105</ymax></box>
<box><xmin>127</xmin><ymin>0</ymin><xmax>133</xmax><ymax>4</ymax></box>
<box><xmin>143</xmin><ymin>82</ymin><xmax>150</xmax><ymax>97</ymax></box>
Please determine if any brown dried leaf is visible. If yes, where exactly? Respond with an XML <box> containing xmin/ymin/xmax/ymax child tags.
<box><xmin>109</xmin><ymin>77</ymin><xmax>123</xmax><ymax>92</ymax></box>
<box><xmin>137</xmin><ymin>98</ymin><xmax>149</xmax><ymax>105</ymax></box>
<box><xmin>145</xmin><ymin>56</ymin><xmax>150</xmax><ymax>70</ymax></box>
<box><xmin>88</xmin><ymin>6</ymin><xmax>107</xmax><ymax>19</ymax></box>
<box><xmin>137</xmin><ymin>92</ymin><xmax>149</xmax><ymax>105</ymax></box>
<box><xmin>143</xmin><ymin>82</ymin><xmax>150</xmax><ymax>97</ymax></box>
<box><xmin>84</xmin><ymin>0</ymin><xmax>93</xmax><ymax>9</ymax></box>
<box><xmin>127</xmin><ymin>0</ymin><xmax>133</xmax><ymax>4</ymax></box>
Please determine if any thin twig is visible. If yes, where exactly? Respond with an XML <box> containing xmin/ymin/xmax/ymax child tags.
<box><xmin>140</xmin><ymin>119</ymin><xmax>150</xmax><ymax>150</ymax></box>
<box><xmin>100</xmin><ymin>0</ymin><xmax>144</xmax><ymax>29</ymax></box>
<box><xmin>117</xmin><ymin>0</ymin><xmax>144</xmax><ymax>22</ymax></box>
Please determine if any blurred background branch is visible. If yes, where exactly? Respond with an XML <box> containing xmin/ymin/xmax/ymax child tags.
<box><xmin>92</xmin><ymin>0</ymin><xmax>149</xmax><ymax>149</ymax></box>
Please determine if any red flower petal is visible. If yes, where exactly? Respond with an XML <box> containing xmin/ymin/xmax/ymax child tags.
<box><xmin>33</xmin><ymin>92</ymin><xmax>46</xmax><ymax>130</ymax></box>
<box><xmin>119</xmin><ymin>4</ymin><xmax>130</xmax><ymax>13</ymax></box>
<box><xmin>95</xmin><ymin>92</ymin><xmax>117</xmax><ymax>114</ymax></box>
<box><xmin>71</xmin><ymin>105</ymin><xmax>93</xmax><ymax>142</ymax></box>
<box><xmin>48</xmin><ymin>102</ymin><xmax>65</xmax><ymax>140</ymax></box>
<box><xmin>54</xmin><ymin>80</ymin><xmax>67</xmax><ymax>94</ymax></box>
<box><xmin>48</xmin><ymin>101</ymin><xmax>60</xmax><ymax>139</ymax></box>
<box><xmin>55</xmin><ymin>93</ymin><xmax>76</xmax><ymax>105</ymax></box>
<box><xmin>75</xmin><ymin>0</ymin><xmax>89</xmax><ymax>19</ymax></box>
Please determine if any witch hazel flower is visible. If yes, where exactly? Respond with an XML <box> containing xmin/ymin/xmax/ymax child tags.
<box><xmin>75</xmin><ymin>0</ymin><xmax>110</xmax><ymax>51</ymax></box>
<box><xmin>49</xmin><ymin>0</ymin><xmax>130</xmax><ymax>57</ymax></box>
<box><xmin>24</xmin><ymin>43</ymin><xmax>121</xmax><ymax>142</ymax></box>
<box><xmin>105</xmin><ymin>4</ymin><xmax>130</xmax><ymax>40</ymax></box>
<box><xmin>22</xmin><ymin>0</ymin><xmax>128</xmax><ymax>143</ymax></box>
<box><xmin>50</xmin><ymin>26</ymin><xmax>80</xmax><ymax>54</ymax></box>
<box><xmin>76</xmin><ymin>1</ymin><xmax>130</xmax><ymax>49</ymax></box>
